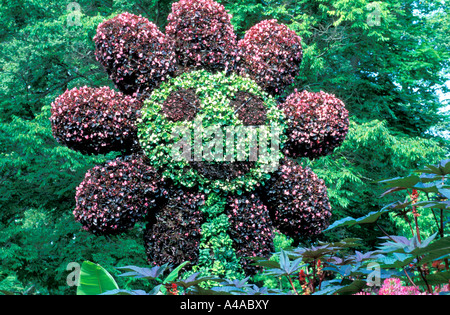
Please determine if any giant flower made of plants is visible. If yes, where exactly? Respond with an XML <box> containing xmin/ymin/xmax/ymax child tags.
<box><xmin>50</xmin><ymin>0</ymin><xmax>349</xmax><ymax>277</ymax></box>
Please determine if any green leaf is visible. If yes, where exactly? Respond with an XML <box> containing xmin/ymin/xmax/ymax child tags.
<box><xmin>76</xmin><ymin>261</ymin><xmax>119</xmax><ymax>295</ymax></box>
<box><xmin>414</xmin><ymin>237</ymin><xmax>450</xmax><ymax>264</ymax></box>
<box><xmin>377</xmin><ymin>175</ymin><xmax>421</xmax><ymax>189</ymax></box>
<box><xmin>416</xmin><ymin>271</ymin><xmax>450</xmax><ymax>286</ymax></box>
<box><xmin>416</xmin><ymin>159</ymin><xmax>450</xmax><ymax>176</ymax></box>
<box><xmin>163</xmin><ymin>261</ymin><xmax>190</xmax><ymax>284</ymax></box>
<box><xmin>415</xmin><ymin>200</ymin><xmax>450</xmax><ymax>210</ymax></box>
<box><xmin>324</xmin><ymin>209</ymin><xmax>389</xmax><ymax>232</ymax></box>
<box><xmin>313</xmin><ymin>279</ymin><xmax>367</xmax><ymax>295</ymax></box>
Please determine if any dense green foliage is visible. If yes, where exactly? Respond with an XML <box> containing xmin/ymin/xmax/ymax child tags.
<box><xmin>0</xmin><ymin>0</ymin><xmax>449</xmax><ymax>294</ymax></box>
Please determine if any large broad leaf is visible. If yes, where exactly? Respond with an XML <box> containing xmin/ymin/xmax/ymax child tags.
<box><xmin>313</xmin><ymin>279</ymin><xmax>367</xmax><ymax>296</ymax></box>
<box><xmin>413</xmin><ymin>236</ymin><xmax>450</xmax><ymax>264</ymax></box>
<box><xmin>173</xmin><ymin>273</ymin><xmax>220</xmax><ymax>290</ymax></box>
<box><xmin>324</xmin><ymin>209</ymin><xmax>389</xmax><ymax>232</ymax></box>
<box><xmin>76</xmin><ymin>261</ymin><xmax>119</xmax><ymax>295</ymax></box>
<box><xmin>416</xmin><ymin>159</ymin><xmax>450</xmax><ymax>176</ymax></box>
<box><xmin>415</xmin><ymin>271</ymin><xmax>450</xmax><ymax>286</ymax></box>
<box><xmin>415</xmin><ymin>200</ymin><xmax>450</xmax><ymax>210</ymax></box>
<box><xmin>377</xmin><ymin>175</ymin><xmax>421</xmax><ymax>189</ymax></box>
<box><xmin>116</xmin><ymin>263</ymin><xmax>170</xmax><ymax>280</ymax></box>
<box><xmin>163</xmin><ymin>261</ymin><xmax>190</xmax><ymax>284</ymax></box>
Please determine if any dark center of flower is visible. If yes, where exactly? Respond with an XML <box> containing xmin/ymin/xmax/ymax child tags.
<box><xmin>162</xmin><ymin>88</ymin><xmax>200</xmax><ymax>122</ymax></box>
<box><xmin>189</xmin><ymin>161</ymin><xmax>256</xmax><ymax>180</ymax></box>
<box><xmin>230</xmin><ymin>91</ymin><xmax>267</xmax><ymax>126</ymax></box>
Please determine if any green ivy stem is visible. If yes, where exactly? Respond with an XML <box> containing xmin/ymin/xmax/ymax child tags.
<box><xmin>194</xmin><ymin>192</ymin><xmax>244</xmax><ymax>284</ymax></box>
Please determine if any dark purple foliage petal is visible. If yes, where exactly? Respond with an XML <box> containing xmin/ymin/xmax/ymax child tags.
<box><xmin>165</xmin><ymin>0</ymin><xmax>238</xmax><ymax>73</ymax></box>
<box><xmin>281</xmin><ymin>90</ymin><xmax>349</xmax><ymax>159</ymax></box>
<box><xmin>144</xmin><ymin>187</ymin><xmax>206</xmax><ymax>267</ymax></box>
<box><xmin>237</xmin><ymin>19</ymin><xmax>303</xmax><ymax>95</ymax></box>
<box><xmin>73</xmin><ymin>154</ymin><xmax>167</xmax><ymax>235</ymax></box>
<box><xmin>94</xmin><ymin>12</ymin><xmax>177</xmax><ymax>98</ymax></box>
<box><xmin>262</xmin><ymin>158</ymin><xmax>332</xmax><ymax>239</ymax></box>
<box><xmin>50</xmin><ymin>86</ymin><xmax>142</xmax><ymax>155</ymax></box>
<box><xmin>225</xmin><ymin>192</ymin><xmax>275</xmax><ymax>276</ymax></box>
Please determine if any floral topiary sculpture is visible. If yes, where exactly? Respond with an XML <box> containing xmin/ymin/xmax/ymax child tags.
<box><xmin>50</xmin><ymin>0</ymin><xmax>349</xmax><ymax>278</ymax></box>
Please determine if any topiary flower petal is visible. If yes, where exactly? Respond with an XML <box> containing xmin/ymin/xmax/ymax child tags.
<box><xmin>165</xmin><ymin>0</ymin><xmax>238</xmax><ymax>73</ymax></box>
<box><xmin>94</xmin><ymin>12</ymin><xmax>177</xmax><ymax>98</ymax></box>
<box><xmin>237</xmin><ymin>19</ymin><xmax>303</xmax><ymax>95</ymax></box>
<box><xmin>50</xmin><ymin>86</ymin><xmax>142</xmax><ymax>155</ymax></box>
<box><xmin>280</xmin><ymin>90</ymin><xmax>349</xmax><ymax>159</ymax></box>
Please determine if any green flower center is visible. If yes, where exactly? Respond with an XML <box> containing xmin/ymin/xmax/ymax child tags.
<box><xmin>137</xmin><ymin>70</ymin><xmax>287</xmax><ymax>193</ymax></box>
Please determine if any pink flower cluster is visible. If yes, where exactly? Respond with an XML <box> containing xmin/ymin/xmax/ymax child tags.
<box><xmin>166</xmin><ymin>0</ymin><xmax>237</xmax><ymax>72</ymax></box>
<box><xmin>237</xmin><ymin>19</ymin><xmax>303</xmax><ymax>95</ymax></box>
<box><xmin>50</xmin><ymin>86</ymin><xmax>141</xmax><ymax>155</ymax></box>
<box><xmin>355</xmin><ymin>278</ymin><xmax>450</xmax><ymax>295</ymax></box>
<box><xmin>263</xmin><ymin>158</ymin><xmax>332</xmax><ymax>239</ymax></box>
<box><xmin>144</xmin><ymin>188</ymin><xmax>205</xmax><ymax>266</ymax></box>
<box><xmin>73</xmin><ymin>154</ymin><xmax>167</xmax><ymax>235</ymax></box>
<box><xmin>378</xmin><ymin>278</ymin><xmax>421</xmax><ymax>295</ymax></box>
<box><xmin>226</xmin><ymin>193</ymin><xmax>274</xmax><ymax>275</ymax></box>
<box><xmin>94</xmin><ymin>12</ymin><xmax>177</xmax><ymax>98</ymax></box>
<box><xmin>281</xmin><ymin>90</ymin><xmax>349</xmax><ymax>159</ymax></box>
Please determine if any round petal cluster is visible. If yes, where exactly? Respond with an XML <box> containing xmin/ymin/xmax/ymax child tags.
<box><xmin>74</xmin><ymin>155</ymin><xmax>167</xmax><ymax>235</ymax></box>
<box><xmin>237</xmin><ymin>19</ymin><xmax>303</xmax><ymax>95</ymax></box>
<box><xmin>166</xmin><ymin>0</ymin><xmax>237</xmax><ymax>73</ymax></box>
<box><xmin>94</xmin><ymin>12</ymin><xmax>177</xmax><ymax>97</ymax></box>
<box><xmin>144</xmin><ymin>188</ymin><xmax>205</xmax><ymax>266</ymax></box>
<box><xmin>281</xmin><ymin>90</ymin><xmax>349</xmax><ymax>159</ymax></box>
<box><xmin>263</xmin><ymin>158</ymin><xmax>332</xmax><ymax>239</ymax></box>
<box><xmin>50</xmin><ymin>86</ymin><xmax>141</xmax><ymax>155</ymax></box>
<box><xmin>226</xmin><ymin>193</ymin><xmax>274</xmax><ymax>275</ymax></box>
